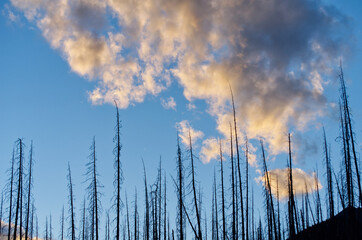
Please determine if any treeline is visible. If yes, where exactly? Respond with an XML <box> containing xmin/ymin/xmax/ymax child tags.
<box><xmin>0</xmin><ymin>66</ymin><xmax>361</xmax><ymax>240</ymax></box>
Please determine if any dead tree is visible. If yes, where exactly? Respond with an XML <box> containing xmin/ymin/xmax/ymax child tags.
<box><xmin>314</xmin><ymin>169</ymin><xmax>323</xmax><ymax>223</ymax></box>
<box><xmin>323</xmin><ymin>128</ymin><xmax>334</xmax><ymax>218</ymax></box>
<box><xmin>50</xmin><ymin>214</ymin><xmax>53</xmax><ymax>240</ymax></box>
<box><xmin>287</xmin><ymin>134</ymin><xmax>296</xmax><ymax>238</ymax></box>
<box><xmin>219</xmin><ymin>140</ymin><xmax>227</xmax><ymax>240</ymax></box>
<box><xmin>176</xmin><ymin>134</ymin><xmax>185</xmax><ymax>240</ymax></box>
<box><xmin>60</xmin><ymin>205</ymin><xmax>65</xmax><ymax>240</ymax></box>
<box><xmin>114</xmin><ymin>102</ymin><xmax>124</xmax><ymax>240</ymax></box>
<box><xmin>260</xmin><ymin>140</ymin><xmax>278</xmax><ymax>240</ymax></box>
<box><xmin>143</xmin><ymin>161</ymin><xmax>150</xmax><ymax>240</ymax></box>
<box><xmin>86</xmin><ymin>137</ymin><xmax>101</xmax><ymax>240</ymax></box>
<box><xmin>7</xmin><ymin>149</ymin><xmax>15</xmax><ymax>240</ymax></box>
<box><xmin>229</xmin><ymin>125</ymin><xmax>236</xmax><ymax>240</ymax></box>
<box><xmin>67</xmin><ymin>163</ymin><xmax>76</xmax><ymax>240</ymax></box>
<box><xmin>134</xmin><ymin>189</ymin><xmax>139</xmax><ymax>240</ymax></box>
<box><xmin>188</xmin><ymin>131</ymin><xmax>203</xmax><ymax>240</ymax></box>
<box><xmin>212</xmin><ymin>170</ymin><xmax>219</xmax><ymax>240</ymax></box>
<box><xmin>0</xmin><ymin>191</ymin><xmax>3</xmax><ymax>235</ymax></box>
<box><xmin>245</xmin><ymin>136</ymin><xmax>250</xmax><ymax>240</ymax></box>
<box><xmin>163</xmin><ymin>175</ymin><xmax>167</xmax><ymax>240</ymax></box>
<box><xmin>13</xmin><ymin>138</ymin><xmax>25</xmax><ymax>240</ymax></box>
<box><xmin>25</xmin><ymin>141</ymin><xmax>34</xmax><ymax>240</ymax></box>
<box><xmin>230</xmin><ymin>88</ymin><xmax>245</xmax><ymax>240</ymax></box>
<box><xmin>339</xmin><ymin>64</ymin><xmax>362</xmax><ymax>207</ymax></box>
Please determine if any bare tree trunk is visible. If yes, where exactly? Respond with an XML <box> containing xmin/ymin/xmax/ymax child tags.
<box><xmin>260</xmin><ymin>140</ymin><xmax>278</xmax><ymax>240</ymax></box>
<box><xmin>219</xmin><ymin>140</ymin><xmax>227</xmax><ymax>240</ymax></box>
<box><xmin>230</xmin><ymin>89</ymin><xmax>245</xmax><ymax>240</ymax></box>
<box><xmin>213</xmin><ymin>170</ymin><xmax>219</xmax><ymax>240</ymax></box>
<box><xmin>176</xmin><ymin>135</ymin><xmax>184</xmax><ymax>240</ymax></box>
<box><xmin>189</xmin><ymin>131</ymin><xmax>203</xmax><ymax>240</ymax></box>
<box><xmin>229</xmin><ymin>125</ymin><xmax>236</xmax><ymax>240</ymax></box>
<box><xmin>7</xmin><ymin>149</ymin><xmax>15</xmax><ymax>240</ymax></box>
<box><xmin>114</xmin><ymin>102</ymin><xmax>123</xmax><ymax>240</ymax></box>
<box><xmin>339</xmin><ymin>65</ymin><xmax>362</xmax><ymax>206</ymax></box>
<box><xmin>245</xmin><ymin>137</ymin><xmax>249</xmax><ymax>240</ymax></box>
<box><xmin>126</xmin><ymin>192</ymin><xmax>131</xmax><ymax>240</ymax></box>
<box><xmin>287</xmin><ymin>134</ymin><xmax>296</xmax><ymax>238</ymax></box>
<box><xmin>61</xmin><ymin>205</ymin><xmax>65</xmax><ymax>240</ymax></box>
<box><xmin>67</xmin><ymin>164</ymin><xmax>76</xmax><ymax>240</ymax></box>
<box><xmin>143</xmin><ymin>161</ymin><xmax>150</xmax><ymax>240</ymax></box>
<box><xmin>14</xmin><ymin>139</ymin><xmax>24</xmax><ymax>240</ymax></box>
<box><xmin>323</xmin><ymin>128</ymin><xmax>334</xmax><ymax>218</ymax></box>
<box><xmin>25</xmin><ymin>141</ymin><xmax>34</xmax><ymax>240</ymax></box>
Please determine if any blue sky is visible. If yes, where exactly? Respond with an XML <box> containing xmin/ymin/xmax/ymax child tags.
<box><xmin>1</xmin><ymin>0</ymin><xmax>362</xmax><ymax>238</ymax></box>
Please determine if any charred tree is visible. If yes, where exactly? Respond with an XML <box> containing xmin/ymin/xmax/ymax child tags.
<box><xmin>25</xmin><ymin>141</ymin><xmax>34</xmax><ymax>240</ymax></box>
<box><xmin>230</xmin><ymin>87</ymin><xmax>245</xmax><ymax>240</ymax></box>
<box><xmin>323</xmin><ymin>128</ymin><xmax>334</xmax><ymax>218</ymax></box>
<box><xmin>229</xmin><ymin>125</ymin><xmax>236</xmax><ymax>240</ymax></box>
<box><xmin>7</xmin><ymin>149</ymin><xmax>15</xmax><ymax>240</ymax></box>
<box><xmin>176</xmin><ymin>134</ymin><xmax>185</xmax><ymax>240</ymax></box>
<box><xmin>260</xmin><ymin>140</ymin><xmax>278</xmax><ymax>240</ymax></box>
<box><xmin>339</xmin><ymin>64</ymin><xmax>362</xmax><ymax>207</ymax></box>
<box><xmin>61</xmin><ymin>205</ymin><xmax>65</xmax><ymax>240</ymax></box>
<box><xmin>114</xmin><ymin>102</ymin><xmax>124</xmax><ymax>240</ymax></box>
<box><xmin>188</xmin><ymin>131</ymin><xmax>203</xmax><ymax>240</ymax></box>
<box><xmin>219</xmin><ymin>140</ymin><xmax>227</xmax><ymax>240</ymax></box>
<box><xmin>67</xmin><ymin>163</ymin><xmax>76</xmax><ymax>240</ymax></box>
<box><xmin>143</xmin><ymin>161</ymin><xmax>150</xmax><ymax>240</ymax></box>
<box><xmin>287</xmin><ymin>134</ymin><xmax>296</xmax><ymax>238</ymax></box>
<box><xmin>13</xmin><ymin>139</ymin><xmax>25</xmax><ymax>240</ymax></box>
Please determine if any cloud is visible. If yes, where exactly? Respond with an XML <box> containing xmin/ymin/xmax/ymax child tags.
<box><xmin>187</xmin><ymin>103</ymin><xmax>196</xmax><ymax>110</ymax></box>
<box><xmin>2</xmin><ymin>4</ymin><xmax>20</xmax><ymax>23</ymax></box>
<box><xmin>161</xmin><ymin>97</ymin><xmax>176</xmax><ymax>110</ymax></box>
<box><xmin>257</xmin><ymin>168</ymin><xmax>322</xmax><ymax>200</ymax></box>
<box><xmin>176</xmin><ymin>120</ymin><xmax>204</xmax><ymax>147</ymax></box>
<box><xmin>10</xmin><ymin>0</ymin><xmax>350</xmax><ymax>160</ymax></box>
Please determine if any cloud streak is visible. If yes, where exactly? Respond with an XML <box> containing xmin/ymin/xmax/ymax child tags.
<box><xmin>11</xmin><ymin>0</ymin><xmax>350</xmax><ymax>159</ymax></box>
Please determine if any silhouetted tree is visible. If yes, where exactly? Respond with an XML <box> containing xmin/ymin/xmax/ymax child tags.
<box><xmin>339</xmin><ymin>64</ymin><xmax>362</xmax><ymax>207</ymax></box>
<box><xmin>114</xmin><ymin>102</ymin><xmax>124</xmax><ymax>240</ymax></box>
<box><xmin>13</xmin><ymin>139</ymin><xmax>25</xmax><ymax>240</ymax></box>
<box><xmin>67</xmin><ymin>163</ymin><xmax>76</xmax><ymax>240</ymax></box>
<box><xmin>7</xmin><ymin>149</ymin><xmax>15</xmax><ymax>240</ymax></box>
<box><xmin>86</xmin><ymin>137</ymin><xmax>101</xmax><ymax>240</ymax></box>
<box><xmin>188</xmin><ymin>131</ymin><xmax>203</xmax><ymax>240</ymax></box>
<box><xmin>25</xmin><ymin>141</ymin><xmax>34</xmax><ymax>240</ymax></box>
<box><xmin>60</xmin><ymin>205</ymin><xmax>65</xmax><ymax>240</ymax></box>
<box><xmin>143</xmin><ymin>161</ymin><xmax>150</xmax><ymax>240</ymax></box>
<box><xmin>245</xmin><ymin>136</ymin><xmax>250</xmax><ymax>240</ymax></box>
<box><xmin>229</xmin><ymin>125</ymin><xmax>236</xmax><ymax>240</ymax></box>
<box><xmin>323</xmin><ymin>128</ymin><xmax>334</xmax><ymax>218</ymax></box>
<box><xmin>176</xmin><ymin>134</ymin><xmax>185</xmax><ymax>240</ymax></box>
<box><xmin>219</xmin><ymin>140</ymin><xmax>227</xmax><ymax>240</ymax></box>
<box><xmin>134</xmin><ymin>189</ymin><xmax>139</xmax><ymax>240</ymax></box>
<box><xmin>230</xmin><ymin>88</ymin><xmax>245</xmax><ymax>240</ymax></box>
<box><xmin>260</xmin><ymin>140</ymin><xmax>277</xmax><ymax>240</ymax></box>
<box><xmin>287</xmin><ymin>134</ymin><xmax>296</xmax><ymax>238</ymax></box>
<box><xmin>0</xmin><ymin>191</ymin><xmax>3</xmax><ymax>235</ymax></box>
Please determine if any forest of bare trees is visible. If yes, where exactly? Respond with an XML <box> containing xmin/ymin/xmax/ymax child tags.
<box><xmin>0</xmin><ymin>67</ymin><xmax>361</xmax><ymax>240</ymax></box>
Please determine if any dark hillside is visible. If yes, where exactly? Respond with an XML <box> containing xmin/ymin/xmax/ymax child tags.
<box><xmin>290</xmin><ymin>207</ymin><xmax>362</xmax><ymax>240</ymax></box>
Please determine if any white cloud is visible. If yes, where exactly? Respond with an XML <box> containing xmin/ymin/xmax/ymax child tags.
<box><xmin>161</xmin><ymin>97</ymin><xmax>176</xmax><ymax>110</ymax></box>
<box><xmin>10</xmin><ymin>0</ymin><xmax>350</xmax><ymax>162</ymax></box>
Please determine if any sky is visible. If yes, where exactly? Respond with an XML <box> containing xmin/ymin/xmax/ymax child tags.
<box><xmin>1</xmin><ymin>0</ymin><xmax>362</xmax><ymax>238</ymax></box>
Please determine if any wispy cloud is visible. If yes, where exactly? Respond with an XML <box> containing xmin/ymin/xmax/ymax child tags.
<box><xmin>161</xmin><ymin>97</ymin><xmax>176</xmax><ymax>110</ymax></box>
<box><xmin>10</xmin><ymin>0</ymin><xmax>350</xmax><ymax>160</ymax></box>
<box><xmin>176</xmin><ymin>120</ymin><xmax>204</xmax><ymax>147</ymax></box>
<box><xmin>257</xmin><ymin>168</ymin><xmax>322</xmax><ymax>200</ymax></box>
